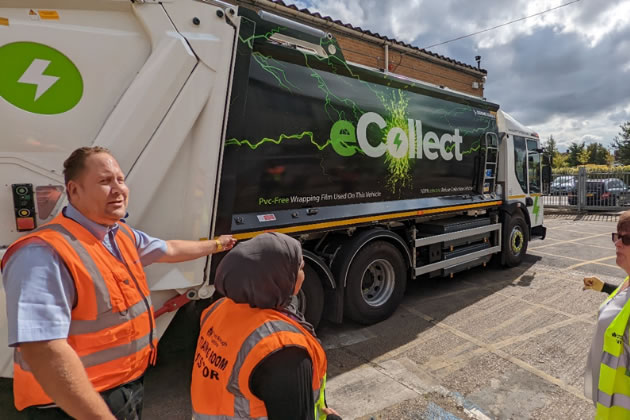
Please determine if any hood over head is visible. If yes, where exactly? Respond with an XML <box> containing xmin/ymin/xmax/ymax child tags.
<box><xmin>215</xmin><ymin>232</ymin><xmax>303</xmax><ymax>309</ymax></box>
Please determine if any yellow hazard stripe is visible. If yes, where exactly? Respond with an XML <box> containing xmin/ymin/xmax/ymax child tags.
<box><xmin>228</xmin><ymin>201</ymin><xmax>503</xmax><ymax>240</ymax></box>
<box><xmin>508</xmin><ymin>194</ymin><xmax>541</xmax><ymax>200</ymax></box>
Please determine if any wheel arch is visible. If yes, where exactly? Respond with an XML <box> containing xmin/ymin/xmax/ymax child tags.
<box><xmin>330</xmin><ymin>228</ymin><xmax>411</xmax><ymax>289</ymax></box>
<box><xmin>303</xmin><ymin>249</ymin><xmax>335</xmax><ymax>290</ymax></box>
<box><xmin>501</xmin><ymin>203</ymin><xmax>531</xmax><ymax>238</ymax></box>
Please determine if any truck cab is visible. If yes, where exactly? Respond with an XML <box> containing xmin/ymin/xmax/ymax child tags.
<box><xmin>496</xmin><ymin>110</ymin><xmax>547</xmax><ymax>264</ymax></box>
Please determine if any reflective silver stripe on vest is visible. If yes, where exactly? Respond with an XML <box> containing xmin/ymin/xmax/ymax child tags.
<box><xmin>227</xmin><ymin>320</ymin><xmax>302</xmax><ymax>417</ymax></box>
<box><xmin>14</xmin><ymin>331</ymin><xmax>152</xmax><ymax>372</ymax></box>
<box><xmin>200</xmin><ymin>299</ymin><xmax>226</xmax><ymax>328</ymax></box>
<box><xmin>80</xmin><ymin>331</ymin><xmax>152</xmax><ymax>368</ymax></box>
<box><xmin>192</xmin><ymin>414</ymin><xmax>267</xmax><ymax>420</ymax></box>
<box><xmin>69</xmin><ymin>299</ymin><xmax>150</xmax><ymax>335</ymax></box>
<box><xmin>598</xmin><ymin>389</ymin><xmax>630</xmax><ymax>410</ymax></box>
<box><xmin>117</xmin><ymin>223</ymin><xmax>135</xmax><ymax>243</ymax></box>
<box><xmin>13</xmin><ymin>350</ymin><xmax>30</xmax><ymax>372</ymax></box>
<box><xmin>601</xmin><ymin>350</ymin><xmax>629</xmax><ymax>371</ymax></box>
<box><xmin>36</xmin><ymin>224</ymin><xmax>112</xmax><ymax>314</ymax></box>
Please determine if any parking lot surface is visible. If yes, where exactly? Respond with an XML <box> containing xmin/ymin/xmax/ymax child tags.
<box><xmin>0</xmin><ymin>213</ymin><xmax>623</xmax><ymax>419</ymax></box>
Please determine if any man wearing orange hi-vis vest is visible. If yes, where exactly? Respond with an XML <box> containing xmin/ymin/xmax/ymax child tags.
<box><xmin>1</xmin><ymin>147</ymin><xmax>236</xmax><ymax>420</ymax></box>
<box><xmin>191</xmin><ymin>233</ymin><xmax>341</xmax><ymax>420</ymax></box>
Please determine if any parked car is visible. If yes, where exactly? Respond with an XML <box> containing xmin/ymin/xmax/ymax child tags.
<box><xmin>568</xmin><ymin>178</ymin><xmax>628</xmax><ymax>206</ymax></box>
<box><xmin>550</xmin><ymin>176</ymin><xmax>576</xmax><ymax>195</ymax></box>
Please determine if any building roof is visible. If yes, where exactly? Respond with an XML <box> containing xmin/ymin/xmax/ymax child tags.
<box><xmin>265</xmin><ymin>0</ymin><xmax>486</xmax><ymax>74</ymax></box>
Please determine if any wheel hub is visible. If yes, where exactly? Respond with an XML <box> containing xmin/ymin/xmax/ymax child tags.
<box><xmin>361</xmin><ymin>259</ymin><xmax>396</xmax><ymax>307</ymax></box>
<box><xmin>510</xmin><ymin>227</ymin><xmax>524</xmax><ymax>255</ymax></box>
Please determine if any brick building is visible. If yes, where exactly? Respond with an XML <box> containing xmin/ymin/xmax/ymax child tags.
<box><xmin>231</xmin><ymin>0</ymin><xmax>487</xmax><ymax>97</ymax></box>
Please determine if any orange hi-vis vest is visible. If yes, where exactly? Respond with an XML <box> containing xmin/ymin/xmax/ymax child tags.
<box><xmin>1</xmin><ymin>213</ymin><xmax>157</xmax><ymax>411</ymax></box>
<box><xmin>191</xmin><ymin>298</ymin><xmax>328</xmax><ymax>420</ymax></box>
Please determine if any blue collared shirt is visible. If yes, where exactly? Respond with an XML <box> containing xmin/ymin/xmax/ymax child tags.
<box><xmin>2</xmin><ymin>204</ymin><xmax>167</xmax><ymax>346</ymax></box>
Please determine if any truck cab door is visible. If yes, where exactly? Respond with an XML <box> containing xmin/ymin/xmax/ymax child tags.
<box><xmin>542</xmin><ymin>155</ymin><xmax>551</xmax><ymax>195</ymax></box>
<box><xmin>526</xmin><ymin>140</ymin><xmax>543</xmax><ymax>227</ymax></box>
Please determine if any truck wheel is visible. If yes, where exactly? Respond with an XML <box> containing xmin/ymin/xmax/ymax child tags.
<box><xmin>344</xmin><ymin>241</ymin><xmax>407</xmax><ymax>325</ymax></box>
<box><xmin>503</xmin><ymin>214</ymin><xmax>528</xmax><ymax>267</ymax></box>
<box><xmin>294</xmin><ymin>264</ymin><xmax>324</xmax><ymax>329</ymax></box>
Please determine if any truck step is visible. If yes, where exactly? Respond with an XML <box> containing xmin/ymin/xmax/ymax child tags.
<box><xmin>443</xmin><ymin>242</ymin><xmax>491</xmax><ymax>260</ymax></box>
<box><xmin>416</xmin><ymin>217</ymin><xmax>491</xmax><ymax>234</ymax></box>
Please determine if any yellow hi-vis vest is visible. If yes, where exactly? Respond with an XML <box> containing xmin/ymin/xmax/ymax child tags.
<box><xmin>596</xmin><ymin>277</ymin><xmax>630</xmax><ymax>419</ymax></box>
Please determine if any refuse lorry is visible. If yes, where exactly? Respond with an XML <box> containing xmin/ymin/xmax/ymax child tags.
<box><xmin>0</xmin><ymin>0</ymin><xmax>548</xmax><ymax>378</ymax></box>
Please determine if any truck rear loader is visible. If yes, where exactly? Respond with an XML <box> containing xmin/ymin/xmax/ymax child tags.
<box><xmin>0</xmin><ymin>0</ymin><xmax>548</xmax><ymax>378</ymax></box>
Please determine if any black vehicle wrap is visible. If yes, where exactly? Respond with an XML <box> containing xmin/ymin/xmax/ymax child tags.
<box><xmin>215</xmin><ymin>9</ymin><xmax>501</xmax><ymax>236</ymax></box>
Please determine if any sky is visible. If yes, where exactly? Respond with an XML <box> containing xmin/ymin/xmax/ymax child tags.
<box><xmin>282</xmin><ymin>0</ymin><xmax>630</xmax><ymax>152</ymax></box>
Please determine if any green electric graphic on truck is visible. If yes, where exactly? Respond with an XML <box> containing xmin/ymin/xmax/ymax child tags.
<box><xmin>224</xmin><ymin>25</ymin><xmax>498</xmax><ymax>195</ymax></box>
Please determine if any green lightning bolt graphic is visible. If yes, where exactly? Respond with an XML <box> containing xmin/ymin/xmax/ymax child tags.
<box><xmin>532</xmin><ymin>195</ymin><xmax>540</xmax><ymax>223</ymax></box>
<box><xmin>382</xmin><ymin>89</ymin><xmax>412</xmax><ymax>193</ymax></box>
<box><xmin>393</xmin><ymin>133</ymin><xmax>402</xmax><ymax>150</ymax></box>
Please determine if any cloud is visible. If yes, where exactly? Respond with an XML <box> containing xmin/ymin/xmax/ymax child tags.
<box><xmin>281</xmin><ymin>0</ymin><xmax>630</xmax><ymax>147</ymax></box>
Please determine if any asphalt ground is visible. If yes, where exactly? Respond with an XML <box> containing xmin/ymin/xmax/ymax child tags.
<box><xmin>0</xmin><ymin>212</ymin><xmax>624</xmax><ymax>419</ymax></box>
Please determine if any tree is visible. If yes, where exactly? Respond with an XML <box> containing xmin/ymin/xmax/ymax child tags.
<box><xmin>543</xmin><ymin>135</ymin><xmax>558</xmax><ymax>166</ymax></box>
<box><xmin>586</xmin><ymin>142</ymin><xmax>611</xmax><ymax>165</ymax></box>
<box><xmin>612</xmin><ymin>121</ymin><xmax>630</xmax><ymax>165</ymax></box>
<box><xmin>553</xmin><ymin>153</ymin><xmax>569</xmax><ymax>168</ymax></box>
<box><xmin>578</xmin><ymin>148</ymin><xmax>590</xmax><ymax>165</ymax></box>
<box><xmin>567</xmin><ymin>141</ymin><xmax>586</xmax><ymax>166</ymax></box>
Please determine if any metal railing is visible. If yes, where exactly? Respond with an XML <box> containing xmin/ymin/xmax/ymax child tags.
<box><xmin>543</xmin><ymin>168</ymin><xmax>630</xmax><ymax>211</ymax></box>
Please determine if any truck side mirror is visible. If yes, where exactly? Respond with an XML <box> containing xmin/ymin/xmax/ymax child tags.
<box><xmin>542</xmin><ymin>165</ymin><xmax>551</xmax><ymax>195</ymax></box>
<box><xmin>542</xmin><ymin>166</ymin><xmax>551</xmax><ymax>183</ymax></box>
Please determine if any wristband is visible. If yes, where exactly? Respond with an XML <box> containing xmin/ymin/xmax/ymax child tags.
<box><xmin>215</xmin><ymin>239</ymin><xmax>223</xmax><ymax>252</ymax></box>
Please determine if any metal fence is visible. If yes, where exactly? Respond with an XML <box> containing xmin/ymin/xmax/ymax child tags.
<box><xmin>542</xmin><ymin>167</ymin><xmax>630</xmax><ymax>211</ymax></box>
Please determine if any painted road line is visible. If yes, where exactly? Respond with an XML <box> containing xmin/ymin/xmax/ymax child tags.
<box><xmin>529</xmin><ymin>249</ymin><xmax>619</xmax><ymax>269</ymax></box>
<box><xmin>529</xmin><ymin>232</ymin><xmax>609</xmax><ymax>250</ymax></box>
<box><xmin>427</xmin><ymin>314</ymin><xmax>593</xmax><ymax>376</ymax></box>
<box><xmin>460</xmin><ymin>276</ymin><xmax>595</xmax><ymax>321</ymax></box>
<box><xmin>329</xmin><ymin>356</ymin><xmax>492</xmax><ymax>420</ymax></box>
<box><xmin>326</xmin><ymin>363</ymin><xmax>419</xmax><ymax>419</ymax></box>
<box><xmin>535</xmin><ymin>234</ymin><xmax>613</xmax><ymax>250</ymax></box>
<box><xmin>320</xmin><ymin>327</ymin><xmax>377</xmax><ymax>350</ymax></box>
<box><xmin>565</xmin><ymin>255</ymin><xmax>617</xmax><ymax>270</ymax></box>
<box><xmin>401</xmin><ymin>304</ymin><xmax>589</xmax><ymax>402</ymax></box>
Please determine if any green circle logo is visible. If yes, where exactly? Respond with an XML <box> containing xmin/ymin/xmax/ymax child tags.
<box><xmin>0</xmin><ymin>42</ymin><xmax>83</xmax><ymax>114</ymax></box>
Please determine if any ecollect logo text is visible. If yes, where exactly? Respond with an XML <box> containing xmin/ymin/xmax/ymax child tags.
<box><xmin>330</xmin><ymin>112</ymin><xmax>464</xmax><ymax>161</ymax></box>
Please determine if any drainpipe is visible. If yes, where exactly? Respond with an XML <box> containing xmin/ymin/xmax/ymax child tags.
<box><xmin>384</xmin><ymin>43</ymin><xmax>389</xmax><ymax>74</ymax></box>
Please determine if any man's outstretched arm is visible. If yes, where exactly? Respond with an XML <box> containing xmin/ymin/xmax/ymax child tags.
<box><xmin>158</xmin><ymin>235</ymin><xmax>237</xmax><ymax>263</ymax></box>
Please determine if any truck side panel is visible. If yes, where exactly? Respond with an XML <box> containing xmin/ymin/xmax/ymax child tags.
<box><xmin>215</xmin><ymin>9</ymin><xmax>501</xmax><ymax>238</ymax></box>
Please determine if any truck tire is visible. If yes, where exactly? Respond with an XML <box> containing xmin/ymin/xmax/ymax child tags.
<box><xmin>503</xmin><ymin>213</ymin><xmax>528</xmax><ymax>267</ymax></box>
<box><xmin>294</xmin><ymin>264</ymin><xmax>324</xmax><ymax>329</ymax></box>
<box><xmin>344</xmin><ymin>241</ymin><xmax>407</xmax><ymax>325</ymax></box>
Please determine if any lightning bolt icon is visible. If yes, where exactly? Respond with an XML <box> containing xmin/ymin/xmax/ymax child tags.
<box><xmin>18</xmin><ymin>59</ymin><xmax>59</xmax><ymax>101</ymax></box>
<box><xmin>532</xmin><ymin>195</ymin><xmax>540</xmax><ymax>223</ymax></box>
<box><xmin>393</xmin><ymin>132</ymin><xmax>402</xmax><ymax>150</ymax></box>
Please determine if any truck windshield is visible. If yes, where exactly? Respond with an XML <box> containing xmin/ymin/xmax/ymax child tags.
<box><xmin>513</xmin><ymin>136</ymin><xmax>528</xmax><ymax>193</ymax></box>
<box><xmin>527</xmin><ymin>139</ymin><xmax>541</xmax><ymax>194</ymax></box>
